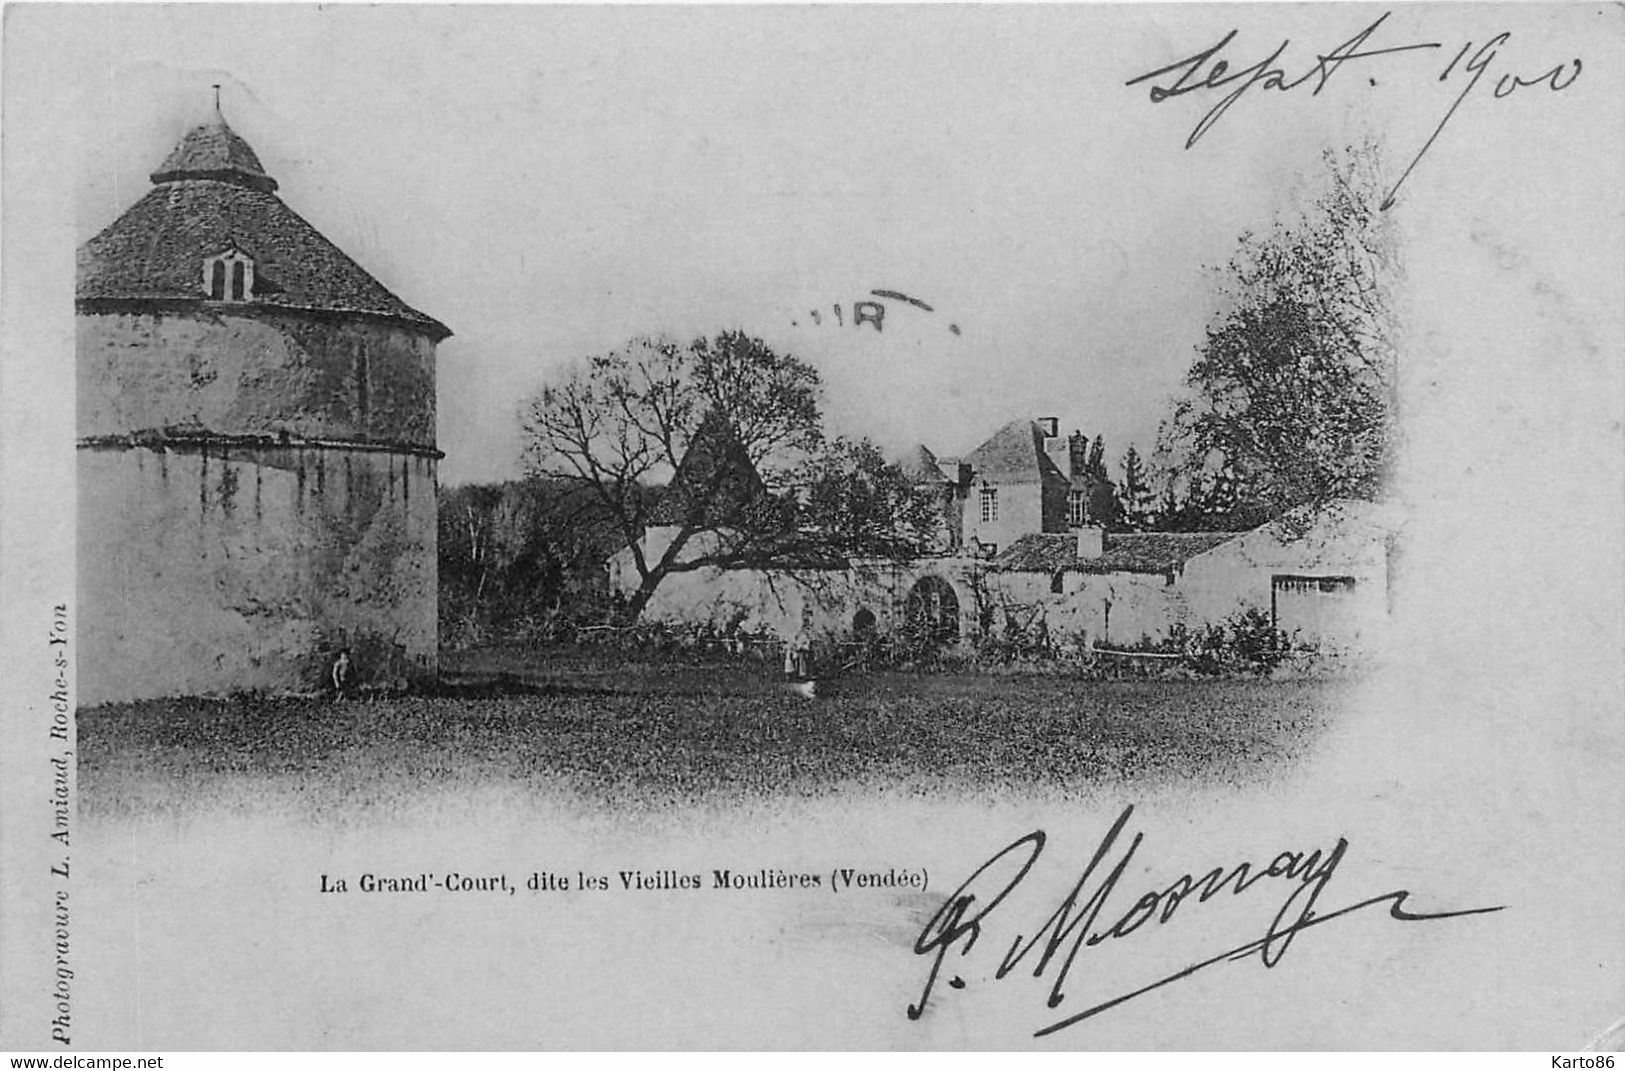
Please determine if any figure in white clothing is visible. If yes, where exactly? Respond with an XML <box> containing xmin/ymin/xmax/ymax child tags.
<box><xmin>331</xmin><ymin>649</ymin><xmax>353</xmax><ymax>699</ymax></box>
<box><xmin>783</xmin><ymin>613</ymin><xmax>816</xmax><ymax>698</ymax></box>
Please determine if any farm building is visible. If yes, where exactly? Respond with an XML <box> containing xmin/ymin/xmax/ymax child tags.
<box><xmin>992</xmin><ymin>529</ymin><xmax>1234</xmax><ymax>647</ymax></box>
<box><xmin>76</xmin><ymin>99</ymin><xmax>450</xmax><ymax>704</ymax></box>
<box><xmin>991</xmin><ymin>500</ymin><xmax>1398</xmax><ymax>652</ymax></box>
<box><xmin>1178</xmin><ymin>500</ymin><xmax>1399</xmax><ymax>651</ymax></box>
<box><xmin>608</xmin><ymin>412</ymin><xmax>1399</xmax><ymax>657</ymax></box>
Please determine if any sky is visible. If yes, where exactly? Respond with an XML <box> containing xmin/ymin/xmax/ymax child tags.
<box><xmin>59</xmin><ymin>3</ymin><xmax>1396</xmax><ymax>487</ymax></box>
<box><xmin>51</xmin><ymin>3</ymin><xmax>1617</xmax><ymax>490</ymax></box>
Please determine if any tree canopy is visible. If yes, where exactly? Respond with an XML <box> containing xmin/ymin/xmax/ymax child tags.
<box><xmin>1116</xmin><ymin>444</ymin><xmax>1154</xmax><ymax>531</ymax></box>
<box><xmin>438</xmin><ymin>478</ymin><xmax>632</xmax><ymax>645</ymax></box>
<box><xmin>798</xmin><ymin>437</ymin><xmax>947</xmax><ymax>560</ymax></box>
<box><xmin>1159</xmin><ymin>142</ymin><xmax>1399</xmax><ymax>526</ymax></box>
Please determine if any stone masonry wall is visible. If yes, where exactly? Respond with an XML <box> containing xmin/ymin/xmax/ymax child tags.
<box><xmin>78</xmin><ymin>310</ymin><xmax>436</xmax><ymax>447</ymax></box>
<box><xmin>78</xmin><ymin>442</ymin><xmax>438</xmax><ymax>705</ymax></box>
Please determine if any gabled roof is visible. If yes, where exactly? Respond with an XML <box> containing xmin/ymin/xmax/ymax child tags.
<box><xmin>648</xmin><ymin>410</ymin><xmax>771</xmax><ymax>527</ymax></box>
<box><xmin>77</xmin><ymin>110</ymin><xmax>449</xmax><ymax>341</ymax></box>
<box><xmin>899</xmin><ymin>443</ymin><xmax>951</xmax><ymax>484</ymax></box>
<box><xmin>963</xmin><ymin>419</ymin><xmax>1064</xmax><ymax>484</ymax></box>
<box><xmin>996</xmin><ymin>531</ymin><xmax>1237</xmax><ymax>576</ymax></box>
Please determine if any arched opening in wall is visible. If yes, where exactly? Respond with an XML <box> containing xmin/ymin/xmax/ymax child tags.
<box><xmin>1050</xmin><ymin>569</ymin><xmax>1066</xmax><ymax>595</ymax></box>
<box><xmin>852</xmin><ymin>607</ymin><xmax>877</xmax><ymax>638</ymax></box>
<box><xmin>203</xmin><ymin>250</ymin><xmax>253</xmax><ymax>302</ymax></box>
<box><xmin>904</xmin><ymin>575</ymin><xmax>960</xmax><ymax>642</ymax></box>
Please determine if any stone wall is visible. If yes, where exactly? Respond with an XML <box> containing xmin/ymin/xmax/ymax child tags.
<box><xmin>78</xmin><ymin>441</ymin><xmax>438</xmax><ymax>705</ymax></box>
<box><xmin>606</xmin><ymin>504</ymin><xmax>1397</xmax><ymax>657</ymax></box>
<box><xmin>78</xmin><ymin>310</ymin><xmax>436</xmax><ymax>447</ymax></box>
<box><xmin>986</xmin><ymin>569</ymin><xmax>1186</xmax><ymax>649</ymax></box>
<box><xmin>610</xmin><ymin>531</ymin><xmax>985</xmax><ymax>644</ymax></box>
<box><xmin>628</xmin><ymin>565</ymin><xmax>877</xmax><ymax>640</ymax></box>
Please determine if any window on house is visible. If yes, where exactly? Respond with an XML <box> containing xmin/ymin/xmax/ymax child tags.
<box><xmin>231</xmin><ymin>260</ymin><xmax>246</xmax><ymax>301</ymax></box>
<box><xmin>1068</xmin><ymin>488</ymin><xmax>1087</xmax><ymax>527</ymax></box>
<box><xmin>209</xmin><ymin>261</ymin><xmax>227</xmax><ymax>300</ymax></box>
<box><xmin>979</xmin><ymin>486</ymin><xmax>998</xmax><ymax>523</ymax></box>
<box><xmin>1273</xmin><ymin>575</ymin><xmax>1358</xmax><ymax>595</ymax></box>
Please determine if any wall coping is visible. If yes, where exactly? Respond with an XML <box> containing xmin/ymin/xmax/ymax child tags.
<box><xmin>77</xmin><ymin>429</ymin><xmax>444</xmax><ymax>460</ymax></box>
<box><xmin>75</xmin><ymin>297</ymin><xmax>452</xmax><ymax>343</ymax></box>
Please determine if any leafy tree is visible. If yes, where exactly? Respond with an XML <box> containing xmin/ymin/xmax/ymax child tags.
<box><xmin>1117</xmin><ymin>444</ymin><xmax>1155</xmax><ymax>531</ymax></box>
<box><xmin>798</xmin><ymin>437</ymin><xmax>945</xmax><ymax>559</ymax></box>
<box><xmin>1160</xmin><ymin>142</ymin><xmax>1398</xmax><ymax>522</ymax></box>
<box><xmin>438</xmin><ymin>478</ymin><xmax>632</xmax><ymax>646</ymax></box>
<box><xmin>1142</xmin><ymin>460</ymin><xmax>1266</xmax><ymax>533</ymax></box>
<box><xmin>1087</xmin><ymin>434</ymin><xmax>1107</xmax><ymax>480</ymax></box>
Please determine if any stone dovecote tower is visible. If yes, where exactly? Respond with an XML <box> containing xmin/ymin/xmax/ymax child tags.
<box><xmin>75</xmin><ymin>101</ymin><xmax>450</xmax><ymax>705</ymax></box>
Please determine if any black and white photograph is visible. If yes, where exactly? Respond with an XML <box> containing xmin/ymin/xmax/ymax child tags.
<box><xmin>2</xmin><ymin>1</ymin><xmax>1621</xmax><ymax>1053</ymax></box>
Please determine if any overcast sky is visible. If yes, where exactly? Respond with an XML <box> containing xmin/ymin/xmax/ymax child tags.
<box><xmin>57</xmin><ymin>3</ymin><xmax>1610</xmax><ymax>487</ymax></box>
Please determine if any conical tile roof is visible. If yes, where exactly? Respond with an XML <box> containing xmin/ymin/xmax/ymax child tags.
<box><xmin>77</xmin><ymin>106</ymin><xmax>449</xmax><ymax>340</ymax></box>
<box><xmin>149</xmin><ymin>110</ymin><xmax>279</xmax><ymax>193</ymax></box>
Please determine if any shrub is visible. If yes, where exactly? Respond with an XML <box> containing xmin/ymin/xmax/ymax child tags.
<box><xmin>1185</xmin><ymin>608</ymin><xmax>1293</xmax><ymax>676</ymax></box>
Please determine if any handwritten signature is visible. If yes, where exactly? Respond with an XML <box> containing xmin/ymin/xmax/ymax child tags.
<box><xmin>1126</xmin><ymin>10</ymin><xmax>1583</xmax><ymax>208</ymax></box>
<box><xmin>909</xmin><ymin>804</ymin><xmax>1503</xmax><ymax>1038</ymax></box>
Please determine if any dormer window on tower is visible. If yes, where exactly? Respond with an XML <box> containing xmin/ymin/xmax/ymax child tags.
<box><xmin>203</xmin><ymin>248</ymin><xmax>255</xmax><ymax>302</ymax></box>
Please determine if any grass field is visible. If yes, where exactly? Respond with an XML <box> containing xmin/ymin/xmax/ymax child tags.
<box><xmin>77</xmin><ymin>645</ymin><xmax>1356</xmax><ymax>815</ymax></box>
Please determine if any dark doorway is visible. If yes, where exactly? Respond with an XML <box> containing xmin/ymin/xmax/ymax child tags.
<box><xmin>904</xmin><ymin>575</ymin><xmax>960</xmax><ymax>641</ymax></box>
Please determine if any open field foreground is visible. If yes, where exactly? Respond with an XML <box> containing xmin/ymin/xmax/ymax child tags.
<box><xmin>78</xmin><ymin>646</ymin><xmax>1354</xmax><ymax>815</ymax></box>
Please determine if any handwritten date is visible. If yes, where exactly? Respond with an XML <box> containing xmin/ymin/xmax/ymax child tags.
<box><xmin>1126</xmin><ymin>10</ymin><xmax>1582</xmax><ymax>208</ymax></box>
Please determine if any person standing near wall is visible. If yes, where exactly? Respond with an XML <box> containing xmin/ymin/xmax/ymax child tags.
<box><xmin>331</xmin><ymin>649</ymin><xmax>353</xmax><ymax>700</ymax></box>
<box><xmin>783</xmin><ymin>611</ymin><xmax>816</xmax><ymax>697</ymax></box>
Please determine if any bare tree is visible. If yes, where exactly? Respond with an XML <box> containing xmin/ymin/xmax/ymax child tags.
<box><xmin>522</xmin><ymin>330</ymin><xmax>937</xmax><ymax>622</ymax></box>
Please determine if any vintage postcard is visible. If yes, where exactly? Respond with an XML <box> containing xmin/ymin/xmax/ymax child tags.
<box><xmin>2</xmin><ymin>2</ymin><xmax>1621</xmax><ymax>1052</ymax></box>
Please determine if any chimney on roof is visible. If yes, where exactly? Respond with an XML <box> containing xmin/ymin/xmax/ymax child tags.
<box><xmin>1068</xmin><ymin>431</ymin><xmax>1089</xmax><ymax>479</ymax></box>
<box><xmin>1040</xmin><ymin>418</ymin><xmax>1068</xmax><ymax>477</ymax></box>
<box><xmin>1077</xmin><ymin>525</ymin><xmax>1105</xmax><ymax>560</ymax></box>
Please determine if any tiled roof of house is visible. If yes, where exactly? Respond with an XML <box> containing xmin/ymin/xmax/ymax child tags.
<box><xmin>77</xmin><ymin>112</ymin><xmax>450</xmax><ymax>340</ymax></box>
<box><xmin>995</xmin><ymin>531</ymin><xmax>1236</xmax><ymax>575</ymax></box>
<box><xmin>963</xmin><ymin>419</ymin><xmax>1064</xmax><ymax>484</ymax></box>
